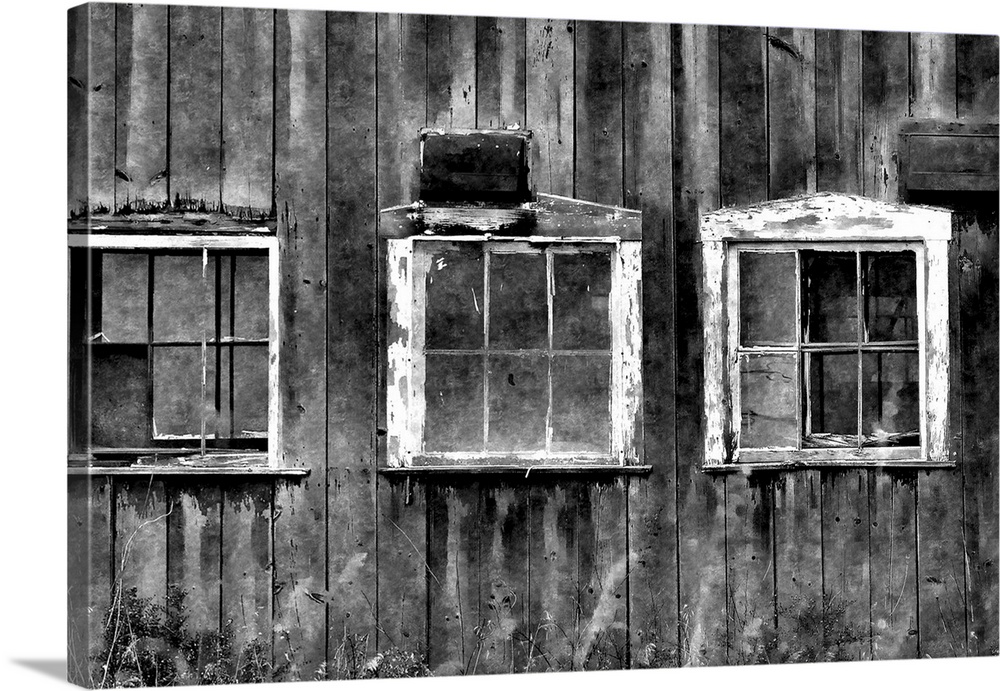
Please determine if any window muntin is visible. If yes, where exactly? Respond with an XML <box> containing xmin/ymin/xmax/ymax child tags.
<box><xmin>730</xmin><ymin>242</ymin><xmax>925</xmax><ymax>460</ymax></box>
<box><xmin>69</xmin><ymin>236</ymin><xmax>278</xmax><ymax>464</ymax></box>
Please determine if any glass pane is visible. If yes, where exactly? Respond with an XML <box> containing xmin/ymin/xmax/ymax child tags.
<box><xmin>739</xmin><ymin>252</ymin><xmax>796</xmax><ymax>346</ymax></box>
<box><xmin>803</xmin><ymin>251</ymin><xmax>857</xmax><ymax>343</ymax></box>
<box><xmin>551</xmin><ymin>355</ymin><xmax>610</xmax><ymax>453</ymax></box>
<box><xmin>233</xmin><ymin>253</ymin><xmax>269</xmax><ymax>341</ymax></box>
<box><xmin>552</xmin><ymin>252</ymin><xmax>611</xmax><ymax>350</ymax></box>
<box><xmin>233</xmin><ymin>345</ymin><xmax>269</xmax><ymax>439</ymax></box>
<box><xmin>100</xmin><ymin>252</ymin><xmax>148</xmax><ymax>343</ymax></box>
<box><xmin>90</xmin><ymin>345</ymin><xmax>149</xmax><ymax>447</ymax></box>
<box><xmin>864</xmin><ymin>252</ymin><xmax>917</xmax><ymax>342</ymax></box>
<box><xmin>153</xmin><ymin>253</ymin><xmax>210</xmax><ymax>342</ymax></box>
<box><xmin>487</xmin><ymin>354</ymin><xmax>548</xmax><ymax>452</ymax></box>
<box><xmin>739</xmin><ymin>353</ymin><xmax>797</xmax><ymax>449</ymax></box>
<box><xmin>424</xmin><ymin>354</ymin><xmax>483</xmax><ymax>452</ymax></box>
<box><xmin>152</xmin><ymin>346</ymin><xmax>212</xmax><ymax>438</ymax></box>
<box><xmin>862</xmin><ymin>352</ymin><xmax>920</xmax><ymax>447</ymax></box>
<box><xmin>804</xmin><ymin>352</ymin><xmax>859</xmax><ymax>445</ymax></box>
<box><xmin>489</xmin><ymin>252</ymin><xmax>547</xmax><ymax>349</ymax></box>
<box><xmin>424</xmin><ymin>244</ymin><xmax>484</xmax><ymax>350</ymax></box>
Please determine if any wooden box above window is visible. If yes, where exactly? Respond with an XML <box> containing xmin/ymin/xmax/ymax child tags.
<box><xmin>899</xmin><ymin>119</ymin><xmax>999</xmax><ymax>198</ymax></box>
<box><xmin>420</xmin><ymin>128</ymin><xmax>534</xmax><ymax>204</ymax></box>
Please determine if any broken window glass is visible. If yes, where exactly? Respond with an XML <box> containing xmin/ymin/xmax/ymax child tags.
<box><xmin>739</xmin><ymin>353</ymin><xmax>798</xmax><ymax>448</ymax></box>
<box><xmin>864</xmin><ymin>252</ymin><xmax>917</xmax><ymax>342</ymax></box>
<box><xmin>803</xmin><ymin>251</ymin><xmax>857</xmax><ymax>343</ymax></box>
<box><xmin>862</xmin><ymin>351</ymin><xmax>920</xmax><ymax>446</ymax></box>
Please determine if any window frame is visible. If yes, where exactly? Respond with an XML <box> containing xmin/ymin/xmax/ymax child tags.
<box><xmin>700</xmin><ymin>193</ymin><xmax>951</xmax><ymax>470</ymax></box>
<box><xmin>386</xmin><ymin>234</ymin><xmax>643</xmax><ymax>469</ymax></box>
<box><xmin>67</xmin><ymin>232</ymin><xmax>285</xmax><ymax>472</ymax></box>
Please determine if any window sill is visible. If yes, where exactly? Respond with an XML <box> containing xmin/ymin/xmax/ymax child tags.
<box><xmin>379</xmin><ymin>464</ymin><xmax>652</xmax><ymax>477</ymax></box>
<box><xmin>67</xmin><ymin>452</ymin><xmax>309</xmax><ymax>477</ymax></box>
<box><xmin>703</xmin><ymin>459</ymin><xmax>956</xmax><ymax>474</ymax></box>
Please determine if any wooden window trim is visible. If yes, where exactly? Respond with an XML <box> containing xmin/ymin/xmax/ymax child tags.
<box><xmin>700</xmin><ymin>193</ymin><xmax>951</xmax><ymax>470</ymax></box>
<box><xmin>387</xmin><ymin>235</ymin><xmax>643</xmax><ymax>469</ymax></box>
<box><xmin>67</xmin><ymin>232</ymin><xmax>287</xmax><ymax>475</ymax></box>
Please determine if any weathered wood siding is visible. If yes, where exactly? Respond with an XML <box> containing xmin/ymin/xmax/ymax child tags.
<box><xmin>68</xmin><ymin>5</ymin><xmax>999</xmax><ymax>682</ymax></box>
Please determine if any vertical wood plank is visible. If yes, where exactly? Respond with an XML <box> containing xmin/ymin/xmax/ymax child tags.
<box><xmin>169</xmin><ymin>5</ymin><xmax>223</xmax><ymax>210</ymax></box>
<box><xmin>719</xmin><ymin>25</ymin><xmax>768</xmax><ymax>207</ymax></box>
<box><xmin>221</xmin><ymin>483</ymin><xmax>273</xmax><ymax>669</ymax></box>
<box><xmin>575</xmin><ymin>20</ymin><xmax>623</xmax><ymax>206</ymax></box>
<box><xmin>957</xmin><ymin>34</ymin><xmax>999</xmax><ymax>120</ymax></box>
<box><xmin>114</xmin><ymin>478</ymin><xmax>169</xmax><ymax>607</ymax></box>
<box><xmin>476</xmin><ymin>17</ymin><xmax>526</xmax><ymax>129</ymax></box>
<box><xmin>68</xmin><ymin>3</ymin><xmax>116</xmax><ymax>217</ymax></box>
<box><xmin>272</xmin><ymin>8</ymin><xmax>329</xmax><ymax>680</ymax></box>
<box><xmin>724</xmin><ymin>474</ymin><xmax>775</xmax><ymax>664</ymax></box>
<box><xmin>869</xmin><ymin>471</ymin><xmax>918</xmax><ymax>659</ymax></box>
<box><xmin>815</xmin><ymin>30</ymin><xmax>862</xmax><ymax>194</ymax></box>
<box><xmin>115</xmin><ymin>3</ymin><xmax>169</xmax><ymax>212</ymax></box>
<box><xmin>767</xmin><ymin>27</ymin><xmax>816</xmax><ymax>199</ymax></box>
<box><xmin>672</xmin><ymin>22</ymin><xmax>727</xmax><ymax>667</ymax></box>
<box><xmin>377</xmin><ymin>481</ymin><xmax>428</xmax><ymax>656</ymax></box>
<box><xmin>774</xmin><ymin>471</ymin><xmax>825</xmax><ymax>661</ymax></box>
<box><xmin>68</xmin><ymin>477</ymin><xmax>112</xmax><ymax>686</ymax></box>
<box><xmin>862</xmin><ymin>31</ymin><xmax>909</xmax><ymax>201</ymax></box>
<box><xmin>910</xmin><ymin>33</ymin><xmax>957</xmax><ymax>118</ymax></box>
<box><xmin>526</xmin><ymin>18</ymin><xmax>574</xmax><ymax>197</ymax></box>
<box><xmin>222</xmin><ymin>7</ymin><xmax>274</xmax><ymax>219</ymax></box>
<box><xmin>326</xmin><ymin>9</ymin><xmax>379</xmax><ymax>676</ymax></box>
<box><xmin>821</xmin><ymin>470</ymin><xmax>872</xmax><ymax>660</ymax></box>
<box><xmin>426</xmin><ymin>15</ymin><xmax>477</xmax><ymax>129</ymax></box>
<box><xmin>623</xmin><ymin>19</ymin><xmax>677</xmax><ymax>668</ymax></box>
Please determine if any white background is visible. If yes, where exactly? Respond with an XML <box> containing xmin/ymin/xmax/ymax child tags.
<box><xmin>1</xmin><ymin>1</ymin><xmax>997</xmax><ymax>689</ymax></box>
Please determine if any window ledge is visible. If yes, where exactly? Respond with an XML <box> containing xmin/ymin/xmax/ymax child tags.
<box><xmin>379</xmin><ymin>464</ymin><xmax>652</xmax><ymax>477</ymax></box>
<box><xmin>68</xmin><ymin>464</ymin><xmax>309</xmax><ymax>477</ymax></box>
<box><xmin>703</xmin><ymin>459</ymin><xmax>956</xmax><ymax>474</ymax></box>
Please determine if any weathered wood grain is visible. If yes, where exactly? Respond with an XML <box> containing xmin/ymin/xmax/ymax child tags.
<box><xmin>725</xmin><ymin>473</ymin><xmax>775</xmax><ymax>665</ymax></box>
<box><xmin>325</xmin><ymin>9</ymin><xmax>379</xmax><ymax>675</ymax></box>
<box><xmin>526</xmin><ymin>18</ymin><xmax>574</xmax><ymax>197</ymax></box>
<box><xmin>575</xmin><ymin>20</ymin><xmax>623</xmax><ymax>207</ymax></box>
<box><xmin>910</xmin><ymin>33</ymin><xmax>957</xmax><ymax>119</ymax></box>
<box><xmin>169</xmin><ymin>5</ymin><xmax>223</xmax><ymax>211</ymax></box>
<box><xmin>114</xmin><ymin>3</ymin><xmax>169</xmax><ymax>212</ymax></box>
<box><xmin>114</xmin><ymin>478</ymin><xmax>169</xmax><ymax>640</ymax></box>
<box><xmin>815</xmin><ymin>30</ymin><xmax>861</xmax><ymax>194</ymax></box>
<box><xmin>767</xmin><ymin>27</ymin><xmax>816</xmax><ymax>199</ymax></box>
<box><xmin>957</xmin><ymin>34</ymin><xmax>999</xmax><ymax>120</ymax></box>
<box><xmin>271</xmin><ymin>8</ymin><xmax>329</xmax><ymax>680</ymax></box>
<box><xmin>623</xmin><ymin>19</ymin><xmax>677</xmax><ymax>668</ymax></box>
<box><xmin>869</xmin><ymin>471</ymin><xmax>918</xmax><ymax>659</ymax></box>
<box><xmin>377</xmin><ymin>479</ymin><xmax>428</xmax><ymax>655</ymax></box>
<box><xmin>427</xmin><ymin>16</ymin><xmax>476</xmax><ymax>129</ymax></box>
<box><xmin>68</xmin><ymin>3</ymin><xmax>116</xmax><ymax>217</ymax></box>
<box><xmin>720</xmin><ymin>25</ymin><xmax>767</xmax><ymax>207</ymax></box>
<box><xmin>820</xmin><ymin>470</ymin><xmax>871</xmax><ymax>660</ymax></box>
<box><xmin>672</xmin><ymin>22</ymin><xmax>727</xmax><ymax>666</ymax></box>
<box><xmin>476</xmin><ymin>17</ymin><xmax>526</xmax><ymax>129</ymax></box>
<box><xmin>222</xmin><ymin>7</ymin><xmax>274</xmax><ymax>218</ymax></box>
<box><xmin>68</xmin><ymin>477</ymin><xmax>112</xmax><ymax>686</ymax></box>
<box><xmin>862</xmin><ymin>30</ymin><xmax>909</xmax><ymax>201</ymax></box>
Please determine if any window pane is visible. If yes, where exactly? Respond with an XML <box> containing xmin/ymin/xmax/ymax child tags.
<box><xmin>739</xmin><ymin>252</ymin><xmax>796</xmax><ymax>346</ymax></box>
<box><xmin>803</xmin><ymin>251</ymin><xmax>857</xmax><ymax>343</ymax></box>
<box><xmin>552</xmin><ymin>252</ymin><xmax>611</xmax><ymax>350</ymax></box>
<box><xmin>233</xmin><ymin>345</ymin><xmax>269</xmax><ymax>439</ymax></box>
<box><xmin>487</xmin><ymin>354</ymin><xmax>548</xmax><ymax>452</ymax></box>
<box><xmin>233</xmin><ymin>253</ymin><xmax>269</xmax><ymax>341</ymax></box>
<box><xmin>153</xmin><ymin>253</ymin><xmax>210</xmax><ymax>342</ymax></box>
<box><xmin>91</xmin><ymin>345</ymin><xmax>149</xmax><ymax>447</ymax></box>
<box><xmin>739</xmin><ymin>353</ymin><xmax>797</xmax><ymax>448</ymax></box>
<box><xmin>489</xmin><ymin>252</ymin><xmax>547</xmax><ymax>349</ymax></box>
<box><xmin>152</xmin><ymin>346</ymin><xmax>211</xmax><ymax>438</ymax></box>
<box><xmin>100</xmin><ymin>252</ymin><xmax>148</xmax><ymax>343</ymax></box>
<box><xmin>424</xmin><ymin>244</ymin><xmax>484</xmax><ymax>350</ymax></box>
<box><xmin>864</xmin><ymin>252</ymin><xmax>917</xmax><ymax>342</ymax></box>
<box><xmin>862</xmin><ymin>352</ymin><xmax>920</xmax><ymax>447</ymax></box>
<box><xmin>804</xmin><ymin>352</ymin><xmax>859</xmax><ymax>444</ymax></box>
<box><xmin>551</xmin><ymin>355</ymin><xmax>610</xmax><ymax>453</ymax></box>
<box><xmin>425</xmin><ymin>354</ymin><xmax>483</xmax><ymax>452</ymax></box>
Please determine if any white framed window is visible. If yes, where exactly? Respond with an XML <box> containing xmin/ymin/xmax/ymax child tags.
<box><xmin>700</xmin><ymin>193</ymin><xmax>951</xmax><ymax>469</ymax></box>
<box><xmin>386</xmin><ymin>235</ymin><xmax>642</xmax><ymax>468</ymax></box>
<box><xmin>68</xmin><ymin>233</ymin><xmax>281</xmax><ymax>469</ymax></box>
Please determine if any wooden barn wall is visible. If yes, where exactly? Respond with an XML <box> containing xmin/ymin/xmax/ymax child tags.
<box><xmin>67</xmin><ymin>5</ymin><xmax>999</xmax><ymax>682</ymax></box>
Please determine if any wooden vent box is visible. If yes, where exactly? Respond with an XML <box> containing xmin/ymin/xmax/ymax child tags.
<box><xmin>899</xmin><ymin>119</ymin><xmax>999</xmax><ymax>196</ymax></box>
<box><xmin>420</xmin><ymin>128</ymin><xmax>532</xmax><ymax>203</ymax></box>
